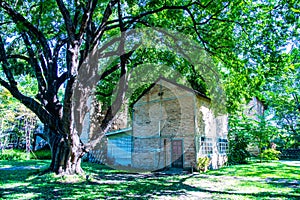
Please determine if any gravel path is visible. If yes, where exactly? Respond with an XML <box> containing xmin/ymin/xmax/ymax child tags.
<box><xmin>280</xmin><ymin>160</ymin><xmax>300</xmax><ymax>167</ymax></box>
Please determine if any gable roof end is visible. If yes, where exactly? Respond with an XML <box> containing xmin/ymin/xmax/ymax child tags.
<box><xmin>132</xmin><ymin>76</ymin><xmax>210</xmax><ymax>106</ymax></box>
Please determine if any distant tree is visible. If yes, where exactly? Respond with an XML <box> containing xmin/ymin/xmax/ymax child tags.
<box><xmin>228</xmin><ymin>112</ymin><xmax>278</xmax><ymax>164</ymax></box>
<box><xmin>263</xmin><ymin>48</ymin><xmax>300</xmax><ymax>148</ymax></box>
<box><xmin>250</xmin><ymin>115</ymin><xmax>278</xmax><ymax>162</ymax></box>
<box><xmin>0</xmin><ymin>75</ymin><xmax>39</xmax><ymax>150</ymax></box>
<box><xmin>228</xmin><ymin>115</ymin><xmax>251</xmax><ymax>164</ymax></box>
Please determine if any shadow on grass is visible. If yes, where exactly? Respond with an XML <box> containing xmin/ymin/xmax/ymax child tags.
<box><xmin>0</xmin><ymin>161</ymin><xmax>299</xmax><ymax>199</ymax></box>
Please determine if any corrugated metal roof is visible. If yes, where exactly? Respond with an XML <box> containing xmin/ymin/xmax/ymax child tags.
<box><xmin>105</xmin><ymin>127</ymin><xmax>132</xmax><ymax>136</ymax></box>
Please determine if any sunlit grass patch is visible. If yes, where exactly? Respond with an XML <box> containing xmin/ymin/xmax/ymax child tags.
<box><xmin>7</xmin><ymin>192</ymin><xmax>39</xmax><ymax>200</ymax></box>
<box><xmin>0</xmin><ymin>160</ymin><xmax>50</xmax><ymax>168</ymax></box>
<box><xmin>1</xmin><ymin>182</ymin><xmax>30</xmax><ymax>189</ymax></box>
<box><xmin>207</xmin><ymin>161</ymin><xmax>300</xmax><ymax>180</ymax></box>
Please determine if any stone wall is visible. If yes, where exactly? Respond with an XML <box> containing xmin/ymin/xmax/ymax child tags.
<box><xmin>244</xmin><ymin>97</ymin><xmax>265</xmax><ymax>120</ymax></box>
<box><xmin>132</xmin><ymin>79</ymin><xmax>196</xmax><ymax>170</ymax></box>
<box><xmin>195</xmin><ymin>97</ymin><xmax>228</xmax><ymax>169</ymax></box>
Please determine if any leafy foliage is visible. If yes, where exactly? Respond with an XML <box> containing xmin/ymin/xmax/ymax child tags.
<box><xmin>196</xmin><ymin>156</ymin><xmax>211</xmax><ymax>173</ymax></box>
<box><xmin>262</xmin><ymin>48</ymin><xmax>300</xmax><ymax>149</ymax></box>
<box><xmin>0</xmin><ymin>149</ymin><xmax>30</xmax><ymax>160</ymax></box>
<box><xmin>0</xmin><ymin>78</ymin><xmax>39</xmax><ymax>150</ymax></box>
<box><xmin>228</xmin><ymin>133</ymin><xmax>250</xmax><ymax>164</ymax></box>
<box><xmin>31</xmin><ymin>149</ymin><xmax>52</xmax><ymax>160</ymax></box>
<box><xmin>228</xmin><ymin>112</ymin><xmax>279</xmax><ymax>164</ymax></box>
<box><xmin>260</xmin><ymin>148</ymin><xmax>281</xmax><ymax>161</ymax></box>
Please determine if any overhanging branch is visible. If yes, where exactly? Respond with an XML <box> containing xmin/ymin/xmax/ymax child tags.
<box><xmin>55</xmin><ymin>0</ymin><xmax>76</xmax><ymax>42</ymax></box>
<box><xmin>92</xmin><ymin>0</ymin><xmax>118</xmax><ymax>48</ymax></box>
<box><xmin>21</xmin><ymin>32</ymin><xmax>47</xmax><ymax>92</ymax></box>
<box><xmin>0</xmin><ymin>1</ymin><xmax>52</xmax><ymax>63</ymax></box>
<box><xmin>0</xmin><ymin>76</ymin><xmax>62</xmax><ymax>133</ymax></box>
<box><xmin>0</xmin><ymin>34</ymin><xmax>17</xmax><ymax>86</ymax></box>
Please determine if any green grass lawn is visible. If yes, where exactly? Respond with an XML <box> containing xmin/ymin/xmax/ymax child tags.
<box><xmin>207</xmin><ymin>161</ymin><xmax>300</xmax><ymax>179</ymax></box>
<box><xmin>0</xmin><ymin>160</ymin><xmax>299</xmax><ymax>199</ymax></box>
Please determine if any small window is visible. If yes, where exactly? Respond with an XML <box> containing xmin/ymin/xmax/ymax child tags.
<box><xmin>218</xmin><ymin>138</ymin><xmax>228</xmax><ymax>154</ymax></box>
<box><xmin>200</xmin><ymin>137</ymin><xmax>213</xmax><ymax>155</ymax></box>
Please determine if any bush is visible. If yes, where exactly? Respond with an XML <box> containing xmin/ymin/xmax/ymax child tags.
<box><xmin>31</xmin><ymin>149</ymin><xmax>51</xmax><ymax>160</ymax></box>
<box><xmin>0</xmin><ymin>149</ymin><xmax>30</xmax><ymax>160</ymax></box>
<box><xmin>228</xmin><ymin>134</ymin><xmax>250</xmax><ymax>164</ymax></box>
<box><xmin>260</xmin><ymin>148</ymin><xmax>281</xmax><ymax>160</ymax></box>
<box><xmin>196</xmin><ymin>156</ymin><xmax>211</xmax><ymax>172</ymax></box>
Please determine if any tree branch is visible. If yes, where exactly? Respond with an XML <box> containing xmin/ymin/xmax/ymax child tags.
<box><xmin>194</xmin><ymin>0</ymin><xmax>214</xmax><ymax>9</ymax></box>
<box><xmin>180</xmin><ymin>8</ymin><xmax>209</xmax><ymax>50</ymax></box>
<box><xmin>7</xmin><ymin>55</ymin><xmax>30</xmax><ymax>62</ymax></box>
<box><xmin>56</xmin><ymin>72</ymin><xmax>68</xmax><ymax>91</ymax></box>
<box><xmin>292</xmin><ymin>93</ymin><xmax>300</xmax><ymax>112</ymax></box>
<box><xmin>0</xmin><ymin>1</ymin><xmax>52</xmax><ymax>63</ymax></box>
<box><xmin>21</xmin><ymin>32</ymin><xmax>47</xmax><ymax>92</ymax></box>
<box><xmin>55</xmin><ymin>0</ymin><xmax>76</xmax><ymax>42</ymax></box>
<box><xmin>78</xmin><ymin>0</ymin><xmax>99</xmax><ymax>66</ymax></box>
<box><xmin>196</xmin><ymin>3</ymin><xmax>230</xmax><ymax>25</ymax></box>
<box><xmin>78</xmin><ymin>0</ymin><xmax>98</xmax><ymax>40</ymax></box>
<box><xmin>116</xmin><ymin>3</ymin><xmax>195</xmax><ymax>27</ymax></box>
<box><xmin>0</xmin><ymin>76</ymin><xmax>63</xmax><ymax>133</ymax></box>
<box><xmin>99</xmin><ymin>64</ymin><xmax>120</xmax><ymax>80</ymax></box>
<box><xmin>0</xmin><ymin>33</ymin><xmax>62</xmax><ymax>131</ymax></box>
<box><xmin>0</xmin><ymin>34</ymin><xmax>17</xmax><ymax>86</ymax></box>
<box><xmin>52</xmin><ymin>38</ymin><xmax>68</xmax><ymax>78</ymax></box>
<box><xmin>95</xmin><ymin>91</ymin><xmax>113</xmax><ymax>97</ymax></box>
<box><xmin>92</xmin><ymin>0</ymin><xmax>118</xmax><ymax>48</ymax></box>
<box><xmin>99</xmin><ymin>30</ymin><xmax>132</xmax><ymax>133</ymax></box>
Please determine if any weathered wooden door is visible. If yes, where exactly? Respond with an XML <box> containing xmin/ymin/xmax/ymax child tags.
<box><xmin>171</xmin><ymin>140</ymin><xmax>183</xmax><ymax>168</ymax></box>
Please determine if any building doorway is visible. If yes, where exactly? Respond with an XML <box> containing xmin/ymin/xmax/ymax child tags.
<box><xmin>171</xmin><ymin>140</ymin><xmax>183</xmax><ymax>168</ymax></box>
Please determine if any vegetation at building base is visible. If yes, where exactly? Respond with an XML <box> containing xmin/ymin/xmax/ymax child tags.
<box><xmin>196</xmin><ymin>156</ymin><xmax>211</xmax><ymax>173</ymax></box>
<box><xmin>227</xmin><ymin>134</ymin><xmax>250</xmax><ymax>164</ymax></box>
<box><xmin>0</xmin><ymin>160</ymin><xmax>299</xmax><ymax>199</ymax></box>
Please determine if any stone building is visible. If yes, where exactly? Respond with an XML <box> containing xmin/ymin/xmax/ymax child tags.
<box><xmin>83</xmin><ymin>80</ymin><xmax>268</xmax><ymax>170</ymax></box>
<box><xmin>244</xmin><ymin>97</ymin><xmax>266</xmax><ymax>156</ymax></box>
<box><xmin>130</xmin><ymin>77</ymin><xmax>228</xmax><ymax>171</ymax></box>
<box><xmin>83</xmin><ymin>77</ymin><xmax>228</xmax><ymax>171</ymax></box>
<box><xmin>244</xmin><ymin>97</ymin><xmax>265</xmax><ymax>119</ymax></box>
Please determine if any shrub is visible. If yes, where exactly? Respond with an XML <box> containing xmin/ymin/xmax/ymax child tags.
<box><xmin>196</xmin><ymin>156</ymin><xmax>211</xmax><ymax>172</ymax></box>
<box><xmin>0</xmin><ymin>149</ymin><xmax>30</xmax><ymax>160</ymax></box>
<box><xmin>31</xmin><ymin>149</ymin><xmax>52</xmax><ymax>160</ymax></box>
<box><xmin>228</xmin><ymin>134</ymin><xmax>250</xmax><ymax>164</ymax></box>
<box><xmin>260</xmin><ymin>148</ymin><xmax>281</xmax><ymax>160</ymax></box>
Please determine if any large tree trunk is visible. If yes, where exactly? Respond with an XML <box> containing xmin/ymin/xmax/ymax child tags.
<box><xmin>45</xmin><ymin>126</ymin><xmax>85</xmax><ymax>175</ymax></box>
